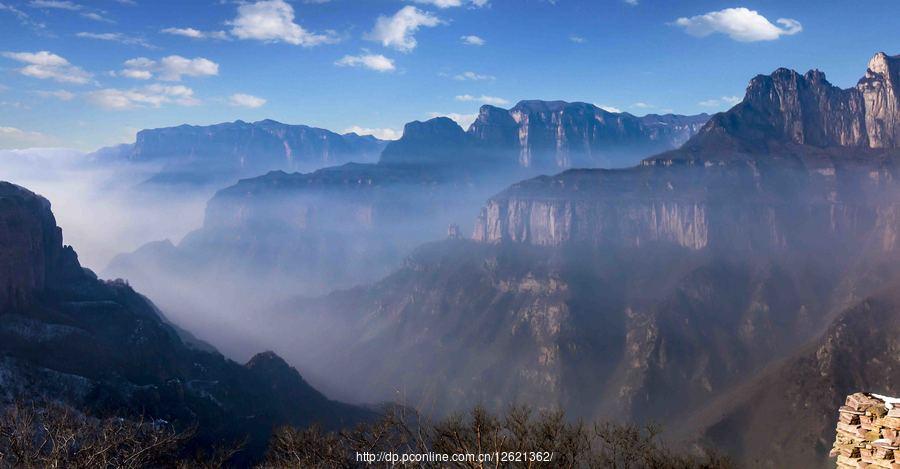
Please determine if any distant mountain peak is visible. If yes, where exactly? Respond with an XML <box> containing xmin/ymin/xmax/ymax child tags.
<box><xmin>402</xmin><ymin>116</ymin><xmax>465</xmax><ymax>135</ymax></box>
<box><xmin>378</xmin><ymin>117</ymin><xmax>470</xmax><ymax>166</ymax></box>
<box><xmin>91</xmin><ymin>119</ymin><xmax>387</xmax><ymax>186</ymax></box>
<box><xmin>510</xmin><ymin>99</ymin><xmax>571</xmax><ymax>113</ymax></box>
<box><xmin>867</xmin><ymin>51</ymin><xmax>900</xmax><ymax>75</ymax></box>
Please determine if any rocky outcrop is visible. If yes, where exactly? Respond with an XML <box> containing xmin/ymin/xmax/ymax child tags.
<box><xmin>0</xmin><ymin>182</ymin><xmax>79</xmax><ymax>310</ymax></box>
<box><xmin>743</xmin><ymin>68</ymin><xmax>866</xmax><ymax>147</ymax></box>
<box><xmin>684</xmin><ymin>52</ymin><xmax>900</xmax><ymax>154</ymax></box>
<box><xmin>0</xmin><ymin>181</ymin><xmax>373</xmax><ymax>463</ymax></box>
<box><xmin>468</xmin><ymin>101</ymin><xmax>708</xmax><ymax>169</ymax></box>
<box><xmin>828</xmin><ymin>393</ymin><xmax>900</xmax><ymax>467</ymax></box>
<box><xmin>860</xmin><ymin>52</ymin><xmax>900</xmax><ymax>148</ymax></box>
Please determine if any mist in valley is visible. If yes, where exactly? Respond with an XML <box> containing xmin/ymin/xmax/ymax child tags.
<box><xmin>0</xmin><ymin>148</ymin><xmax>278</xmax><ymax>361</ymax></box>
<box><xmin>0</xmin><ymin>148</ymin><xmax>212</xmax><ymax>272</ymax></box>
<box><xmin>100</xmin><ymin>162</ymin><xmax>537</xmax><ymax>365</ymax></box>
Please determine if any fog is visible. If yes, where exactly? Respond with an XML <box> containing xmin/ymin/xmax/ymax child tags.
<box><xmin>5</xmin><ymin>144</ymin><xmax>898</xmax><ymax>422</ymax></box>
<box><xmin>0</xmin><ymin>147</ymin><xmax>560</xmax><ymax>408</ymax></box>
<box><xmin>100</xmin><ymin>163</ymin><xmax>527</xmax><ymax>364</ymax></box>
<box><xmin>0</xmin><ymin>148</ymin><xmax>212</xmax><ymax>272</ymax></box>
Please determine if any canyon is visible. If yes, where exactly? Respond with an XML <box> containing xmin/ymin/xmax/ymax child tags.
<box><xmin>258</xmin><ymin>52</ymin><xmax>900</xmax><ymax>468</ymax></box>
<box><xmin>17</xmin><ymin>51</ymin><xmax>900</xmax><ymax>468</ymax></box>
<box><xmin>105</xmin><ymin>102</ymin><xmax>708</xmax><ymax>337</ymax></box>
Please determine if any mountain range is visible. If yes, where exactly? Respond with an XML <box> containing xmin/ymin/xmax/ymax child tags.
<box><xmin>92</xmin><ymin>119</ymin><xmax>387</xmax><ymax>186</ymax></box>
<box><xmin>381</xmin><ymin>103</ymin><xmax>708</xmax><ymax>170</ymax></box>
<box><xmin>104</xmin><ymin>102</ymin><xmax>708</xmax><ymax>338</ymax></box>
<box><xmin>94</xmin><ymin>103</ymin><xmax>708</xmax><ymax>189</ymax></box>
<box><xmin>15</xmin><ymin>50</ymin><xmax>900</xmax><ymax>468</ymax></box>
<box><xmin>253</xmin><ymin>52</ymin><xmax>900</xmax><ymax>468</ymax></box>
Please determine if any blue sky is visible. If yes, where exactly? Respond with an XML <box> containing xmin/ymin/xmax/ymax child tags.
<box><xmin>0</xmin><ymin>0</ymin><xmax>898</xmax><ymax>150</ymax></box>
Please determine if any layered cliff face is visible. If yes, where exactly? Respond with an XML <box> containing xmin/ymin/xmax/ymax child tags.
<box><xmin>93</xmin><ymin>119</ymin><xmax>386</xmax><ymax>186</ymax></box>
<box><xmin>0</xmin><ymin>181</ymin><xmax>372</xmax><ymax>463</ymax></box>
<box><xmin>474</xmin><ymin>154</ymin><xmax>900</xmax><ymax>254</ymax></box>
<box><xmin>467</xmin><ymin>101</ymin><xmax>708</xmax><ymax>169</ymax></box>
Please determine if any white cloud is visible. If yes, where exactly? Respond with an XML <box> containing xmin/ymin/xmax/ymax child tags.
<box><xmin>569</xmin><ymin>35</ymin><xmax>585</xmax><ymax>43</ymax></box>
<box><xmin>163</xmin><ymin>27</ymin><xmax>203</xmax><ymax>38</ymax></box>
<box><xmin>35</xmin><ymin>89</ymin><xmax>75</xmax><ymax>100</ymax></box>
<box><xmin>0</xmin><ymin>126</ymin><xmax>55</xmax><ymax>149</ymax></box>
<box><xmin>28</xmin><ymin>0</ymin><xmax>80</xmax><ymax>10</ymax></box>
<box><xmin>453</xmin><ymin>71</ymin><xmax>494</xmax><ymax>81</ymax></box>
<box><xmin>428</xmin><ymin>112</ymin><xmax>477</xmax><ymax>129</ymax></box>
<box><xmin>673</xmin><ymin>7</ymin><xmax>802</xmax><ymax>42</ymax></box>
<box><xmin>229</xmin><ymin>93</ymin><xmax>266</xmax><ymax>108</ymax></box>
<box><xmin>0</xmin><ymin>100</ymin><xmax>31</xmax><ymax>110</ymax></box>
<box><xmin>87</xmin><ymin>84</ymin><xmax>199</xmax><ymax>109</ymax></box>
<box><xmin>343</xmin><ymin>126</ymin><xmax>401</xmax><ymax>140</ymax></box>
<box><xmin>76</xmin><ymin>31</ymin><xmax>153</xmax><ymax>48</ymax></box>
<box><xmin>460</xmin><ymin>35</ymin><xmax>485</xmax><ymax>46</ymax></box>
<box><xmin>119</xmin><ymin>55</ymin><xmax>218</xmax><ymax>81</ymax></box>
<box><xmin>632</xmin><ymin>102</ymin><xmax>653</xmax><ymax>109</ymax></box>
<box><xmin>229</xmin><ymin>0</ymin><xmax>336</xmax><ymax>46</ymax></box>
<box><xmin>120</xmin><ymin>68</ymin><xmax>151</xmax><ymax>80</ymax></box>
<box><xmin>723</xmin><ymin>96</ymin><xmax>742</xmax><ymax>105</ymax></box>
<box><xmin>597</xmin><ymin>104</ymin><xmax>621</xmax><ymax>113</ymax></box>
<box><xmin>161</xmin><ymin>27</ymin><xmax>229</xmax><ymax>40</ymax></box>
<box><xmin>455</xmin><ymin>94</ymin><xmax>508</xmax><ymax>106</ymax></box>
<box><xmin>81</xmin><ymin>12</ymin><xmax>113</xmax><ymax>22</ymax></box>
<box><xmin>412</xmin><ymin>0</ymin><xmax>460</xmax><ymax>7</ymax></box>
<box><xmin>0</xmin><ymin>2</ymin><xmax>47</xmax><ymax>32</ymax></box>
<box><xmin>335</xmin><ymin>53</ymin><xmax>395</xmax><ymax>72</ymax></box>
<box><xmin>1</xmin><ymin>50</ymin><xmax>92</xmax><ymax>84</ymax></box>
<box><xmin>411</xmin><ymin>0</ymin><xmax>487</xmax><ymax>7</ymax></box>
<box><xmin>624</xmin><ymin>0</ymin><xmax>638</xmax><ymax>5</ymax></box>
<box><xmin>366</xmin><ymin>6</ymin><xmax>441</xmax><ymax>53</ymax></box>
<box><xmin>698</xmin><ymin>95</ymin><xmax>742</xmax><ymax>108</ymax></box>
<box><xmin>157</xmin><ymin>56</ymin><xmax>218</xmax><ymax>80</ymax></box>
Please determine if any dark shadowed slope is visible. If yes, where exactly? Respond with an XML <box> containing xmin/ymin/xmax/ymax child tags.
<box><xmin>0</xmin><ymin>181</ymin><xmax>374</xmax><ymax>463</ymax></box>
<box><xmin>690</xmin><ymin>277</ymin><xmax>900</xmax><ymax>468</ymax></box>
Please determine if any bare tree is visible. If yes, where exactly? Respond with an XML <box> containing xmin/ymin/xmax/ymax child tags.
<box><xmin>262</xmin><ymin>405</ymin><xmax>732</xmax><ymax>469</ymax></box>
<box><xmin>0</xmin><ymin>400</ymin><xmax>188</xmax><ymax>468</ymax></box>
